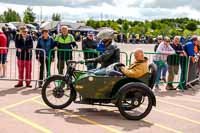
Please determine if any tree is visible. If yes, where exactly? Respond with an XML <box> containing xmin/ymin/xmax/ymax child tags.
<box><xmin>169</xmin><ymin>28</ymin><xmax>181</xmax><ymax>37</ymax></box>
<box><xmin>151</xmin><ymin>22</ymin><xmax>157</xmax><ymax>30</ymax></box>
<box><xmin>183</xmin><ymin>29</ymin><xmax>192</xmax><ymax>37</ymax></box>
<box><xmin>95</xmin><ymin>21</ymin><xmax>102</xmax><ymax>28</ymax></box>
<box><xmin>130</xmin><ymin>21</ymin><xmax>143</xmax><ymax>27</ymax></box>
<box><xmin>122</xmin><ymin>21</ymin><xmax>129</xmax><ymax>33</ymax></box>
<box><xmin>1</xmin><ymin>8</ymin><xmax>21</xmax><ymax>22</ymax></box>
<box><xmin>194</xmin><ymin>29</ymin><xmax>200</xmax><ymax>35</ymax></box>
<box><xmin>0</xmin><ymin>15</ymin><xmax>4</xmax><ymax>22</ymax></box>
<box><xmin>85</xmin><ymin>18</ymin><xmax>200</xmax><ymax>37</ymax></box>
<box><xmin>86</xmin><ymin>19</ymin><xmax>96</xmax><ymax>28</ymax></box>
<box><xmin>116</xmin><ymin>18</ymin><xmax>123</xmax><ymax>24</ymax></box>
<box><xmin>185</xmin><ymin>22</ymin><xmax>197</xmax><ymax>32</ymax></box>
<box><xmin>52</xmin><ymin>13</ymin><xmax>61</xmax><ymax>21</ymax></box>
<box><xmin>101</xmin><ymin>21</ymin><xmax>107</xmax><ymax>27</ymax></box>
<box><xmin>23</xmin><ymin>7</ymin><xmax>36</xmax><ymax>23</ymax></box>
<box><xmin>110</xmin><ymin>22</ymin><xmax>120</xmax><ymax>31</ymax></box>
<box><xmin>129</xmin><ymin>25</ymin><xmax>145</xmax><ymax>35</ymax></box>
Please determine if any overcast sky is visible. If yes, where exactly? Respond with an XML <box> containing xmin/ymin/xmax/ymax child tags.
<box><xmin>0</xmin><ymin>0</ymin><xmax>200</xmax><ymax>21</ymax></box>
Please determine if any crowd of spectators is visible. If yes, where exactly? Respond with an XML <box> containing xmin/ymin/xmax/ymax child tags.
<box><xmin>0</xmin><ymin>25</ymin><xmax>199</xmax><ymax>90</ymax></box>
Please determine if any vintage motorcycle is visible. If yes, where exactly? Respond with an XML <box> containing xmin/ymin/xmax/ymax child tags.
<box><xmin>41</xmin><ymin>61</ymin><xmax>157</xmax><ymax>120</ymax></box>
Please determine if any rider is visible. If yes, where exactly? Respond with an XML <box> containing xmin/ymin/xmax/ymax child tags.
<box><xmin>85</xmin><ymin>30</ymin><xmax>120</xmax><ymax>75</ymax></box>
<box><xmin>120</xmin><ymin>49</ymin><xmax>148</xmax><ymax>78</ymax></box>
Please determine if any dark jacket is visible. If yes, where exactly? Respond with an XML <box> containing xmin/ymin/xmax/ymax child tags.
<box><xmin>167</xmin><ymin>43</ymin><xmax>184</xmax><ymax>65</ymax></box>
<box><xmin>36</xmin><ymin>36</ymin><xmax>55</xmax><ymax>59</ymax></box>
<box><xmin>82</xmin><ymin>37</ymin><xmax>98</xmax><ymax>59</ymax></box>
<box><xmin>15</xmin><ymin>34</ymin><xmax>33</xmax><ymax>60</ymax></box>
<box><xmin>154</xmin><ymin>43</ymin><xmax>159</xmax><ymax>52</ymax></box>
<box><xmin>92</xmin><ymin>43</ymin><xmax>120</xmax><ymax>68</ymax></box>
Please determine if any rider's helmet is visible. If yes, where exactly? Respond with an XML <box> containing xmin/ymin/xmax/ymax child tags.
<box><xmin>97</xmin><ymin>30</ymin><xmax>114</xmax><ymax>40</ymax></box>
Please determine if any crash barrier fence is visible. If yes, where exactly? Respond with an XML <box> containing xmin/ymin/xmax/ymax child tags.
<box><xmin>47</xmin><ymin>49</ymin><xmax>129</xmax><ymax>76</ymax></box>
<box><xmin>186</xmin><ymin>57</ymin><xmax>200</xmax><ymax>89</ymax></box>
<box><xmin>1</xmin><ymin>47</ymin><xmax>198</xmax><ymax>90</ymax></box>
<box><xmin>0</xmin><ymin>47</ymin><xmax>46</xmax><ymax>88</ymax></box>
<box><xmin>130</xmin><ymin>52</ymin><xmax>200</xmax><ymax>90</ymax></box>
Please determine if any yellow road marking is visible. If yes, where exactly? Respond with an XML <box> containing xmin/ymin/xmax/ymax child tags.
<box><xmin>132</xmin><ymin>102</ymin><xmax>200</xmax><ymax>125</ymax></box>
<box><xmin>141</xmin><ymin>120</ymin><xmax>183</xmax><ymax>133</ymax></box>
<box><xmin>96</xmin><ymin>106</ymin><xmax>183</xmax><ymax>133</ymax></box>
<box><xmin>163</xmin><ymin>98</ymin><xmax>200</xmax><ymax>103</ymax></box>
<box><xmin>137</xmin><ymin>104</ymin><xmax>200</xmax><ymax>125</ymax></box>
<box><xmin>154</xmin><ymin>108</ymin><xmax>200</xmax><ymax>125</ymax></box>
<box><xmin>1</xmin><ymin>95</ymin><xmax>41</xmax><ymax>110</ymax></box>
<box><xmin>158</xmin><ymin>99</ymin><xmax>200</xmax><ymax>113</ymax></box>
<box><xmin>33</xmin><ymin>100</ymin><xmax>123</xmax><ymax>133</ymax></box>
<box><xmin>139</xmin><ymin>104</ymin><xmax>200</xmax><ymax>125</ymax></box>
<box><xmin>0</xmin><ymin>109</ymin><xmax>53</xmax><ymax>133</ymax></box>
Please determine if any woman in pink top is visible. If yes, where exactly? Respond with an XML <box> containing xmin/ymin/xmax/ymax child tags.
<box><xmin>0</xmin><ymin>29</ymin><xmax>8</xmax><ymax>78</ymax></box>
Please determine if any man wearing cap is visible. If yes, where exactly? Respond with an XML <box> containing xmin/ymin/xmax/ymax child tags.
<box><xmin>184</xmin><ymin>36</ymin><xmax>200</xmax><ymax>82</ymax></box>
<box><xmin>184</xmin><ymin>36</ymin><xmax>199</xmax><ymax>62</ymax></box>
<box><xmin>82</xmin><ymin>31</ymin><xmax>98</xmax><ymax>70</ymax></box>
<box><xmin>14</xmin><ymin>26</ymin><xmax>33</xmax><ymax>88</ymax></box>
<box><xmin>0</xmin><ymin>28</ymin><xmax>8</xmax><ymax>78</ymax></box>
<box><xmin>36</xmin><ymin>28</ymin><xmax>55</xmax><ymax>88</ymax></box>
<box><xmin>85</xmin><ymin>30</ymin><xmax>120</xmax><ymax>75</ymax></box>
<box><xmin>54</xmin><ymin>26</ymin><xmax>77</xmax><ymax>74</ymax></box>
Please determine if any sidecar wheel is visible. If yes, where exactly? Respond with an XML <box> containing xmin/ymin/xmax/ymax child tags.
<box><xmin>117</xmin><ymin>83</ymin><xmax>153</xmax><ymax>120</ymax></box>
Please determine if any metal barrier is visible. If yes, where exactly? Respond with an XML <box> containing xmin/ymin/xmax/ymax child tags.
<box><xmin>130</xmin><ymin>52</ymin><xmax>189</xmax><ymax>90</ymax></box>
<box><xmin>1</xmin><ymin>46</ymin><xmax>198</xmax><ymax>90</ymax></box>
<box><xmin>0</xmin><ymin>47</ymin><xmax>46</xmax><ymax>88</ymax></box>
<box><xmin>47</xmin><ymin>49</ymin><xmax>129</xmax><ymax>76</ymax></box>
<box><xmin>186</xmin><ymin>57</ymin><xmax>200</xmax><ymax>88</ymax></box>
<box><xmin>120</xmin><ymin>52</ymin><xmax>129</xmax><ymax>66</ymax></box>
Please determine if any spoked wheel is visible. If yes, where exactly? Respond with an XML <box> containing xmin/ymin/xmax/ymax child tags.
<box><xmin>41</xmin><ymin>75</ymin><xmax>76</xmax><ymax>109</ymax></box>
<box><xmin>118</xmin><ymin>83</ymin><xmax>153</xmax><ymax>120</ymax></box>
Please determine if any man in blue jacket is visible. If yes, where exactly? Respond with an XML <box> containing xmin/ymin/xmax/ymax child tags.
<box><xmin>36</xmin><ymin>28</ymin><xmax>55</xmax><ymax>88</ymax></box>
<box><xmin>184</xmin><ymin>36</ymin><xmax>199</xmax><ymax>57</ymax></box>
<box><xmin>184</xmin><ymin>36</ymin><xmax>199</xmax><ymax>82</ymax></box>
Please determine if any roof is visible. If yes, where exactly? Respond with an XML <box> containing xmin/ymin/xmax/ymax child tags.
<box><xmin>9</xmin><ymin>22</ymin><xmax>25</xmax><ymax>28</ymax></box>
<box><xmin>60</xmin><ymin>22</ymin><xmax>85</xmax><ymax>30</ymax></box>
<box><xmin>26</xmin><ymin>24</ymin><xmax>36</xmax><ymax>30</ymax></box>
<box><xmin>97</xmin><ymin>27</ymin><xmax>114</xmax><ymax>32</ymax></box>
<box><xmin>40</xmin><ymin>21</ymin><xmax>86</xmax><ymax>31</ymax></box>
<box><xmin>77</xmin><ymin>26</ymin><xmax>96</xmax><ymax>32</ymax></box>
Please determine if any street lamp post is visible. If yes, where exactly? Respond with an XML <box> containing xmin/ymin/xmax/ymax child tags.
<box><xmin>40</xmin><ymin>6</ymin><xmax>43</xmax><ymax>22</ymax></box>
